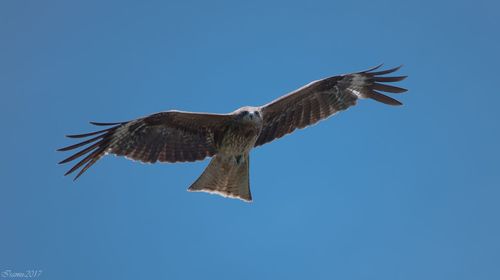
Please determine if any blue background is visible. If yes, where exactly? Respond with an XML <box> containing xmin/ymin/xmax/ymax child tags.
<box><xmin>1</xmin><ymin>0</ymin><xmax>499</xmax><ymax>279</ymax></box>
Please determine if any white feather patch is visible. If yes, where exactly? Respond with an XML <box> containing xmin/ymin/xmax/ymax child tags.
<box><xmin>187</xmin><ymin>188</ymin><xmax>252</xmax><ymax>202</ymax></box>
<box><xmin>347</xmin><ymin>74</ymin><xmax>367</xmax><ymax>99</ymax></box>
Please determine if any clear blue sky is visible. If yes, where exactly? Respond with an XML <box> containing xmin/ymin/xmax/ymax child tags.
<box><xmin>1</xmin><ymin>0</ymin><xmax>499</xmax><ymax>279</ymax></box>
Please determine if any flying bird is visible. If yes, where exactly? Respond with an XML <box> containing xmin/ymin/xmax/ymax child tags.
<box><xmin>58</xmin><ymin>65</ymin><xmax>407</xmax><ymax>202</ymax></box>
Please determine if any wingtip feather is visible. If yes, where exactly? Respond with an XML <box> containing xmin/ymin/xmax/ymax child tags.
<box><xmin>361</xmin><ymin>63</ymin><xmax>384</xmax><ymax>73</ymax></box>
<box><xmin>367</xmin><ymin>90</ymin><xmax>403</xmax><ymax>106</ymax></box>
<box><xmin>372</xmin><ymin>76</ymin><xmax>407</xmax><ymax>83</ymax></box>
<box><xmin>90</xmin><ymin>121</ymin><xmax>124</xmax><ymax>126</ymax></box>
<box><xmin>372</xmin><ymin>83</ymin><xmax>408</xmax><ymax>94</ymax></box>
<box><xmin>369</xmin><ymin>65</ymin><xmax>403</xmax><ymax>75</ymax></box>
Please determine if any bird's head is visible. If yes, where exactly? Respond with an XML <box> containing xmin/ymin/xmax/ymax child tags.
<box><xmin>234</xmin><ymin>106</ymin><xmax>262</xmax><ymax>123</ymax></box>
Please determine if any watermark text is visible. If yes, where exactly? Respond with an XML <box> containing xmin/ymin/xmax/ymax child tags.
<box><xmin>1</xmin><ymin>270</ymin><xmax>43</xmax><ymax>278</ymax></box>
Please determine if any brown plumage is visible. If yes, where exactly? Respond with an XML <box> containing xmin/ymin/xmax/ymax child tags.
<box><xmin>58</xmin><ymin>65</ymin><xmax>407</xmax><ymax>202</ymax></box>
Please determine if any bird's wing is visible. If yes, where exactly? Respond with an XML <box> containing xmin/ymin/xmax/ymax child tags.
<box><xmin>255</xmin><ymin>65</ymin><xmax>407</xmax><ymax>147</ymax></box>
<box><xmin>58</xmin><ymin>111</ymin><xmax>233</xmax><ymax>180</ymax></box>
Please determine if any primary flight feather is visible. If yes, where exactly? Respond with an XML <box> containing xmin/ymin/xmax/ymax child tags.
<box><xmin>58</xmin><ymin>65</ymin><xmax>408</xmax><ymax>202</ymax></box>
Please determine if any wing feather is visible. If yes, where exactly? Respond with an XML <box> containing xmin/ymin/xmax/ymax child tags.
<box><xmin>372</xmin><ymin>83</ymin><xmax>407</xmax><ymax>93</ymax></box>
<box><xmin>255</xmin><ymin>65</ymin><xmax>408</xmax><ymax>147</ymax></box>
<box><xmin>58</xmin><ymin>111</ymin><xmax>232</xmax><ymax>179</ymax></box>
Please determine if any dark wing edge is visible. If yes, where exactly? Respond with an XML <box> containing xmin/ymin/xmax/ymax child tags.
<box><xmin>355</xmin><ymin>64</ymin><xmax>408</xmax><ymax>105</ymax></box>
<box><xmin>255</xmin><ymin>65</ymin><xmax>408</xmax><ymax>147</ymax></box>
<box><xmin>58</xmin><ymin>111</ymin><xmax>231</xmax><ymax>180</ymax></box>
<box><xmin>57</xmin><ymin>122</ymin><xmax>127</xmax><ymax>180</ymax></box>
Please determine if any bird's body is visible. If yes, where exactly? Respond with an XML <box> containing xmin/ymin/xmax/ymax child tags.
<box><xmin>187</xmin><ymin>107</ymin><xmax>263</xmax><ymax>201</ymax></box>
<box><xmin>218</xmin><ymin>107</ymin><xmax>263</xmax><ymax>155</ymax></box>
<box><xmin>59</xmin><ymin>65</ymin><xmax>408</xmax><ymax>202</ymax></box>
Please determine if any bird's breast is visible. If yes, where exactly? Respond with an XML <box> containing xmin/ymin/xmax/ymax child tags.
<box><xmin>218</xmin><ymin>122</ymin><xmax>262</xmax><ymax>154</ymax></box>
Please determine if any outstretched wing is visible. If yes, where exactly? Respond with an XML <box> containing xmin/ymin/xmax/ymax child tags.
<box><xmin>255</xmin><ymin>65</ymin><xmax>407</xmax><ymax>147</ymax></box>
<box><xmin>58</xmin><ymin>111</ymin><xmax>232</xmax><ymax>180</ymax></box>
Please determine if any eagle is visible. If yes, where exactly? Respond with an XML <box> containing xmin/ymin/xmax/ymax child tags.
<box><xmin>58</xmin><ymin>65</ymin><xmax>407</xmax><ymax>202</ymax></box>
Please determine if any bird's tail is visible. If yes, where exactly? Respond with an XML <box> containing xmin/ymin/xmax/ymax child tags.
<box><xmin>188</xmin><ymin>153</ymin><xmax>252</xmax><ymax>202</ymax></box>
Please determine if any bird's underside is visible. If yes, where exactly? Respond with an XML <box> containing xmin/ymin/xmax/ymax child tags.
<box><xmin>58</xmin><ymin>64</ymin><xmax>408</xmax><ymax>202</ymax></box>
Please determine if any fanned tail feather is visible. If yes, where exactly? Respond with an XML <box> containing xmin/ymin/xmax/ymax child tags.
<box><xmin>188</xmin><ymin>153</ymin><xmax>252</xmax><ymax>202</ymax></box>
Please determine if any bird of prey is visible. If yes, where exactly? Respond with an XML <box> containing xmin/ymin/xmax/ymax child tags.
<box><xmin>58</xmin><ymin>65</ymin><xmax>407</xmax><ymax>202</ymax></box>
